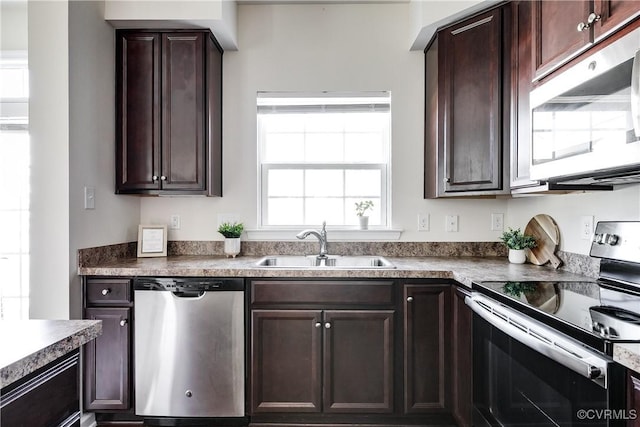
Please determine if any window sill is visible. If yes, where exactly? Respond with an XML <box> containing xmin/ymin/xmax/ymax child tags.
<box><xmin>245</xmin><ymin>228</ymin><xmax>403</xmax><ymax>241</ymax></box>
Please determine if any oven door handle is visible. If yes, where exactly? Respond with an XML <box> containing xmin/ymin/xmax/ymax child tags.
<box><xmin>465</xmin><ymin>294</ymin><xmax>610</xmax><ymax>389</ymax></box>
<box><xmin>632</xmin><ymin>48</ymin><xmax>640</xmax><ymax>138</ymax></box>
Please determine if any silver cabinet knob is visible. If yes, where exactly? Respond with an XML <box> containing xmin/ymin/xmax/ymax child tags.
<box><xmin>444</xmin><ymin>177</ymin><xmax>450</xmax><ymax>183</ymax></box>
<box><xmin>407</xmin><ymin>296</ymin><xmax>414</xmax><ymax>302</ymax></box>
<box><xmin>185</xmin><ymin>390</ymin><xmax>193</xmax><ymax>397</ymax></box>
<box><xmin>324</xmin><ymin>322</ymin><xmax>331</xmax><ymax>329</ymax></box>
<box><xmin>315</xmin><ymin>322</ymin><xmax>322</xmax><ymax>328</ymax></box>
<box><xmin>160</xmin><ymin>175</ymin><xmax>167</xmax><ymax>181</ymax></box>
<box><xmin>577</xmin><ymin>21</ymin><xmax>589</xmax><ymax>31</ymax></box>
<box><xmin>152</xmin><ymin>175</ymin><xmax>159</xmax><ymax>181</ymax></box>
<box><xmin>119</xmin><ymin>319</ymin><xmax>128</xmax><ymax>327</ymax></box>
<box><xmin>101</xmin><ymin>288</ymin><xmax>110</xmax><ymax>296</ymax></box>
<box><xmin>587</xmin><ymin>12</ymin><xmax>601</xmax><ymax>25</ymax></box>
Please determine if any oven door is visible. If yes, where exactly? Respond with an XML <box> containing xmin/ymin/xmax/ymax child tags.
<box><xmin>467</xmin><ymin>294</ymin><xmax>626</xmax><ymax>427</ymax></box>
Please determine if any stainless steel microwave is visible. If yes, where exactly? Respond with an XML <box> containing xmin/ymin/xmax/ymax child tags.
<box><xmin>530</xmin><ymin>25</ymin><xmax>640</xmax><ymax>184</ymax></box>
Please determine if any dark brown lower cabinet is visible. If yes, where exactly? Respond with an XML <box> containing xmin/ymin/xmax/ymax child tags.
<box><xmin>451</xmin><ymin>286</ymin><xmax>473</xmax><ymax>427</ymax></box>
<box><xmin>629</xmin><ymin>371</ymin><xmax>640</xmax><ymax>427</ymax></box>
<box><xmin>84</xmin><ymin>307</ymin><xmax>131</xmax><ymax>410</ymax></box>
<box><xmin>403</xmin><ymin>284</ymin><xmax>450</xmax><ymax>413</ymax></box>
<box><xmin>251</xmin><ymin>309</ymin><xmax>394</xmax><ymax>414</ymax></box>
<box><xmin>1</xmin><ymin>350</ymin><xmax>80</xmax><ymax>427</ymax></box>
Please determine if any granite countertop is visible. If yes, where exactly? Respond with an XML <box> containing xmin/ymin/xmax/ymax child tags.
<box><xmin>0</xmin><ymin>319</ymin><xmax>102</xmax><ymax>389</ymax></box>
<box><xmin>78</xmin><ymin>255</ymin><xmax>593</xmax><ymax>286</ymax></box>
<box><xmin>614</xmin><ymin>343</ymin><xmax>640</xmax><ymax>375</ymax></box>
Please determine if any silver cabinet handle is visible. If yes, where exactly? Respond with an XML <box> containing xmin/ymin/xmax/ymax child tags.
<box><xmin>315</xmin><ymin>322</ymin><xmax>322</xmax><ymax>328</ymax></box>
<box><xmin>324</xmin><ymin>322</ymin><xmax>331</xmax><ymax>329</ymax></box>
<box><xmin>120</xmin><ymin>319</ymin><xmax>128</xmax><ymax>327</ymax></box>
<box><xmin>160</xmin><ymin>176</ymin><xmax>167</xmax><ymax>181</ymax></box>
<box><xmin>152</xmin><ymin>175</ymin><xmax>158</xmax><ymax>181</ymax></box>
<box><xmin>101</xmin><ymin>289</ymin><xmax>110</xmax><ymax>296</ymax></box>
<box><xmin>407</xmin><ymin>296</ymin><xmax>414</xmax><ymax>302</ymax></box>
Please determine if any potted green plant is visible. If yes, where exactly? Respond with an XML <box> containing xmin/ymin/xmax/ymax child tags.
<box><xmin>218</xmin><ymin>221</ymin><xmax>244</xmax><ymax>258</ymax></box>
<box><xmin>355</xmin><ymin>200</ymin><xmax>374</xmax><ymax>230</ymax></box>
<box><xmin>500</xmin><ymin>227</ymin><xmax>536</xmax><ymax>264</ymax></box>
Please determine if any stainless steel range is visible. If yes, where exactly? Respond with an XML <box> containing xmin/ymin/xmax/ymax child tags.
<box><xmin>468</xmin><ymin>221</ymin><xmax>640</xmax><ymax>427</ymax></box>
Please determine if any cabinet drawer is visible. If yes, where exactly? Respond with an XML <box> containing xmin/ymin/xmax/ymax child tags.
<box><xmin>86</xmin><ymin>278</ymin><xmax>131</xmax><ymax>306</ymax></box>
<box><xmin>251</xmin><ymin>280</ymin><xmax>394</xmax><ymax>305</ymax></box>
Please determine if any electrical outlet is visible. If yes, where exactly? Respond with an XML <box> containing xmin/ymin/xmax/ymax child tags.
<box><xmin>446</xmin><ymin>215</ymin><xmax>459</xmax><ymax>232</ymax></box>
<box><xmin>84</xmin><ymin>186</ymin><xmax>95</xmax><ymax>210</ymax></box>
<box><xmin>580</xmin><ymin>215</ymin><xmax>594</xmax><ymax>240</ymax></box>
<box><xmin>170</xmin><ymin>215</ymin><xmax>181</xmax><ymax>230</ymax></box>
<box><xmin>491</xmin><ymin>213</ymin><xmax>504</xmax><ymax>231</ymax></box>
<box><xmin>418</xmin><ymin>213</ymin><xmax>429</xmax><ymax>231</ymax></box>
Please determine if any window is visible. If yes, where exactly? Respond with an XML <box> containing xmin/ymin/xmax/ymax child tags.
<box><xmin>0</xmin><ymin>53</ymin><xmax>29</xmax><ymax>320</ymax></box>
<box><xmin>257</xmin><ymin>92</ymin><xmax>391</xmax><ymax>228</ymax></box>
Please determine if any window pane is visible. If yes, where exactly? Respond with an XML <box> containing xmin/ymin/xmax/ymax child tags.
<box><xmin>305</xmin><ymin>113</ymin><xmax>344</xmax><ymax>132</ymax></box>
<box><xmin>0</xmin><ymin>211</ymin><xmax>21</xmax><ymax>252</ymax></box>
<box><xmin>306</xmin><ymin>198</ymin><xmax>344</xmax><ymax>225</ymax></box>
<box><xmin>305</xmin><ymin>133</ymin><xmax>344</xmax><ymax>162</ymax></box>
<box><xmin>264</xmin><ymin>133</ymin><xmax>304</xmax><ymax>162</ymax></box>
<box><xmin>268</xmin><ymin>170</ymin><xmax>303</xmax><ymax>196</ymax></box>
<box><xmin>345</xmin><ymin>132</ymin><xmax>384</xmax><ymax>163</ymax></box>
<box><xmin>268</xmin><ymin>198</ymin><xmax>303</xmax><ymax>225</ymax></box>
<box><xmin>345</xmin><ymin>170</ymin><xmax>381</xmax><ymax>197</ymax></box>
<box><xmin>305</xmin><ymin>170</ymin><xmax>343</xmax><ymax>197</ymax></box>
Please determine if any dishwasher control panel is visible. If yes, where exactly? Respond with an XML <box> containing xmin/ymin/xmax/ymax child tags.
<box><xmin>134</xmin><ymin>277</ymin><xmax>244</xmax><ymax>292</ymax></box>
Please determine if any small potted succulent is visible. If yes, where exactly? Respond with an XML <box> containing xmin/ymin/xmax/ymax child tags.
<box><xmin>355</xmin><ymin>200</ymin><xmax>374</xmax><ymax>230</ymax></box>
<box><xmin>500</xmin><ymin>227</ymin><xmax>536</xmax><ymax>264</ymax></box>
<box><xmin>218</xmin><ymin>221</ymin><xmax>244</xmax><ymax>258</ymax></box>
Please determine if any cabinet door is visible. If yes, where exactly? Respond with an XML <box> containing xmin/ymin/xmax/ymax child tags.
<box><xmin>629</xmin><ymin>372</ymin><xmax>640</xmax><ymax>427</ymax></box>
<box><xmin>451</xmin><ymin>287</ymin><xmax>472</xmax><ymax>427</ymax></box>
<box><xmin>532</xmin><ymin>0</ymin><xmax>591</xmax><ymax>79</ymax></box>
<box><xmin>206</xmin><ymin>34</ymin><xmax>223</xmax><ymax>196</ymax></box>
<box><xmin>403</xmin><ymin>285</ymin><xmax>449</xmax><ymax>413</ymax></box>
<box><xmin>116</xmin><ymin>32</ymin><xmax>161</xmax><ymax>192</ymax></box>
<box><xmin>594</xmin><ymin>0</ymin><xmax>640</xmax><ymax>40</ymax></box>
<box><xmin>511</xmin><ymin>1</ymin><xmax>538</xmax><ymax>189</ymax></box>
<box><xmin>161</xmin><ymin>33</ymin><xmax>206</xmax><ymax>191</ymax></box>
<box><xmin>323</xmin><ymin>310</ymin><xmax>394</xmax><ymax>413</ymax></box>
<box><xmin>251</xmin><ymin>310</ymin><xmax>323</xmax><ymax>413</ymax></box>
<box><xmin>84</xmin><ymin>307</ymin><xmax>131</xmax><ymax>410</ymax></box>
<box><xmin>440</xmin><ymin>8</ymin><xmax>504</xmax><ymax>193</ymax></box>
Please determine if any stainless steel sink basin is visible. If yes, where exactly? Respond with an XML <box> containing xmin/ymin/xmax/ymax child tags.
<box><xmin>254</xmin><ymin>255</ymin><xmax>396</xmax><ymax>269</ymax></box>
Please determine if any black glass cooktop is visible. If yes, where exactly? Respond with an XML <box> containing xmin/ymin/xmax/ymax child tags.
<box><xmin>473</xmin><ymin>280</ymin><xmax>640</xmax><ymax>352</ymax></box>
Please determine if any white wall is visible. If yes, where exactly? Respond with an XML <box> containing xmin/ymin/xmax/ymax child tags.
<box><xmin>140</xmin><ymin>2</ymin><xmax>510</xmax><ymax>243</ymax></box>
<box><xmin>68</xmin><ymin>0</ymin><xmax>140</xmax><ymax>318</ymax></box>
<box><xmin>27</xmin><ymin>0</ymin><xmax>140</xmax><ymax>319</ymax></box>
<box><xmin>508</xmin><ymin>185</ymin><xmax>640</xmax><ymax>255</ymax></box>
<box><xmin>28</xmin><ymin>0</ymin><xmax>70</xmax><ymax>319</ymax></box>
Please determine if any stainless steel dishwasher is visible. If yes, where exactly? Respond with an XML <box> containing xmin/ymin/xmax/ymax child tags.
<box><xmin>134</xmin><ymin>277</ymin><xmax>245</xmax><ymax>421</ymax></box>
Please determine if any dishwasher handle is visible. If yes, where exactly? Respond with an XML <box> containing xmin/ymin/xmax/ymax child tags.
<box><xmin>172</xmin><ymin>290</ymin><xmax>205</xmax><ymax>298</ymax></box>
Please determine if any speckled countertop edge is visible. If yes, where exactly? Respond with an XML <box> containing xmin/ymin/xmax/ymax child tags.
<box><xmin>614</xmin><ymin>343</ymin><xmax>640</xmax><ymax>374</ymax></box>
<box><xmin>0</xmin><ymin>319</ymin><xmax>102</xmax><ymax>389</ymax></box>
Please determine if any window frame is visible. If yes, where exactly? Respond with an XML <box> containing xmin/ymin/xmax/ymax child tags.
<box><xmin>256</xmin><ymin>92</ymin><xmax>392</xmax><ymax>229</ymax></box>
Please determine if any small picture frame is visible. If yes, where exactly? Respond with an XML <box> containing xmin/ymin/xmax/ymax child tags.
<box><xmin>137</xmin><ymin>225</ymin><xmax>168</xmax><ymax>258</ymax></box>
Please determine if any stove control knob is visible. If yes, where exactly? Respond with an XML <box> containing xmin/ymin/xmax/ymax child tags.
<box><xmin>605</xmin><ymin>233</ymin><xmax>619</xmax><ymax>245</ymax></box>
<box><xmin>593</xmin><ymin>233</ymin><xmax>604</xmax><ymax>244</ymax></box>
<box><xmin>588</xmin><ymin>366</ymin><xmax>602</xmax><ymax>380</ymax></box>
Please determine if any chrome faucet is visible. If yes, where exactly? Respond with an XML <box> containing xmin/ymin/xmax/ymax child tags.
<box><xmin>296</xmin><ymin>221</ymin><xmax>329</xmax><ymax>259</ymax></box>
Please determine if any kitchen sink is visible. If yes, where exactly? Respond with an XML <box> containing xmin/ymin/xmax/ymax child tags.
<box><xmin>254</xmin><ymin>255</ymin><xmax>396</xmax><ymax>269</ymax></box>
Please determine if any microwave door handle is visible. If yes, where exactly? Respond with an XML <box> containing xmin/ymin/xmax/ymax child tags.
<box><xmin>632</xmin><ymin>49</ymin><xmax>640</xmax><ymax>138</ymax></box>
<box><xmin>465</xmin><ymin>295</ymin><xmax>609</xmax><ymax>388</ymax></box>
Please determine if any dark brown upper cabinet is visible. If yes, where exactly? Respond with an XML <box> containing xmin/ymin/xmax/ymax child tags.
<box><xmin>424</xmin><ymin>5</ymin><xmax>511</xmax><ymax>198</ymax></box>
<box><xmin>532</xmin><ymin>0</ymin><xmax>640</xmax><ymax>81</ymax></box>
<box><xmin>116</xmin><ymin>30</ymin><xmax>223</xmax><ymax>196</ymax></box>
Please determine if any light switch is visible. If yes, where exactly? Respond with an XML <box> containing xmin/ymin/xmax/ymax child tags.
<box><xmin>84</xmin><ymin>186</ymin><xmax>95</xmax><ymax>210</ymax></box>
